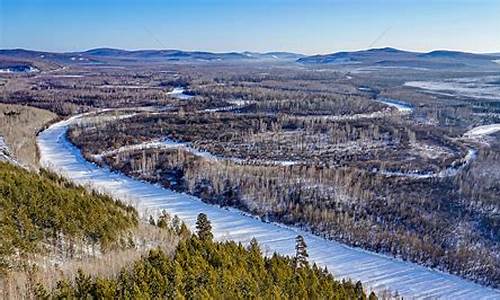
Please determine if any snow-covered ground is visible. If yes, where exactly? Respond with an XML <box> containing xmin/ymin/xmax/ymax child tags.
<box><xmin>99</xmin><ymin>85</ymin><xmax>157</xmax><ymax>89</ymax></box>
<box><xmin>49</xmin><ymin>74</ymin><xmax>85</xmax><ymax>78</ymax></box>
<box><xmin>0</xmin><ymin>66</ymin><xmax>39</xmax><ymax>73</ymax></box>
<box><xmin>295</xmin><ymin>108</ymin><xmax>401</xmax><ymax>122</ymax></box>
<box><xmin>0</xmin><ymin>136</ymin><xmax>9</xmax><ymax>161</ymax></box>
<box><xmin>464</xmin><ymin>124</ymin><xmax>500</xmax><ymax>138</ymax></box>
<box><xmin>37</xmin><ymin>115</ymin><xmax>500</xmax><ymax>299</ymax></box>
<box><xmin>203</xmin><ymin>99</ymin><xmax>254</xmax><ymax>112</ymax></box>
<box><xmin>383</xmin><ymin>123</ymin><xmax>500</xmax><ymax>179</ymax></box>
<box><xmin>0</xmin><ymin>136</ymin><xmax>18</xmax><ymax>165</ymax></box>
<box><xmin>93</xmin><ymin>137</ymin><xmax>297</xmax><ymax>167</ymax></box>
<box><xmin>380</xmin><ymin>149</ymin><xmax>477</xmax><ymax>179</ymax></box>
<box><xmin>405</xmin><ymin>76</ymin><xmax>500</xmax><ymax>100</ymax></box>
<box><xmin>376</xmin><ymin>97</ymin><xmax>413</xmax><ymax>113</ymax></box>
<box><xmin>167</xmin><ymin>87</ymin><xmax>194</xmax><ymax>100</ymax></box>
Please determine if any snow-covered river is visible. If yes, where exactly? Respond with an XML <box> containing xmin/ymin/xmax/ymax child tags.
<box><xmin>37</xmin><ymin>115</ymin><xmax>500</xmax><ymax>299</ymax></box>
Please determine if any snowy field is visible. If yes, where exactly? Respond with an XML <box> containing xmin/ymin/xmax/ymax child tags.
<box><xmin>37</xmin><ymin>115</ymin><xmax>500</xmax><ymax>299</ymax></box>
<box><xmin>405</xmin><ymin>76</ymin><xmax>500</xmax><ymax>100</ymax></box>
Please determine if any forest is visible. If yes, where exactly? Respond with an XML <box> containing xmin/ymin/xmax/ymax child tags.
<box><xmin>35</xmin><ymin>213</ymin><xmax>377</xmax><ymax>300</ymax></box>
<box><xmin>67</xmin><ymin>108</ymin><xmax>499</xmax><ymax>287</ymax></box>
<box><xmin>0</xmin><ymin>162</ymin><xmax>138</xmax><ymax>274</ymax></box>
<box><xmin>0</xmin><ymin>162</ymin><xmax>378</xmax><ymax>299</ymax></box>
<box><xmin>1</xmin><ymin>51</ymin><xmax>499</xmax><ymax>293</ymax></box>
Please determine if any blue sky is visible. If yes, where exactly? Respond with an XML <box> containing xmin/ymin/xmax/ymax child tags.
<box><xmin>1</xmin><ymin>0</ymin><xmax>499</xmax><ymax>54</ymax></box>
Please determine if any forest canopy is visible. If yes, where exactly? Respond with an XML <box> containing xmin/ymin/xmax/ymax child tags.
<box><xmin>37</xmin><ymin>213</ymin><xmax>376</xmax><ymax>300</ymax></box>
<box><xmin>0</xmin><ymin>162</ymin><xmax>138</xmax><ymax>273</ymax></box>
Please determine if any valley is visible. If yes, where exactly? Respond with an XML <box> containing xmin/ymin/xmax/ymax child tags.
<box><xmin>1</xmin><ymin>46</ymin><xmax>499</xmax><ymax>298</ymax></box>
<box><xmin>37</xmin><ymin>111</ymin><xmax>500</xmax><ymax>299</ymax></box>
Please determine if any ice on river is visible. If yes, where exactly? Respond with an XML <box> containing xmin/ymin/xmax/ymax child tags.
<box><xmin>37</xmin><ymin>116</ymin><xmax>500</xmax><ymax>299</ymax></box>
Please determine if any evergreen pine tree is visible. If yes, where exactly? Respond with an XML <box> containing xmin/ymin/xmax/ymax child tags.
<box><xmin>195</xmin><ymin>213</ymin><xmax>213</xmax><ymax>241</ymax></box>
<box><xmin>295</xmin><ymin>235</ymin><xmax>308</xmax><ymax>269</ymax></box>
<box><xmin>157</xmin><ymin>210</ymin><xmax>170</xmax><ymax>229</ymax></box>
<box><xmin>172</xmin><ymin>215</ymin><xmax>182</xmax><ymax>232</ymax></box>
<box><xmin>369</xmin><ymin>291</ymin><xmax>378</xmax><ymax>300</ymax></box>
<box><xmin>178</xmin><ymin>222</ymin><xmax>191</xmax><ymax>239</ymax></box>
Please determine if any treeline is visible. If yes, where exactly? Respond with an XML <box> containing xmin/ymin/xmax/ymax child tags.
<box><xmin>67</xmin><ymin>111</ymin><xmax>498</xmax><ymax>286</ymax></box>
<box><xmin>192</xmin><ymin>83</ymin><xmax>384</xmax><ymax>116</ymax></box>
<box><xmin>69</xmin><ymin>112</ymin><xmax>459</xmax><ymax>172</ymax></box>
<box><xmin>0</xmin><ymin>69</ymin><xmax>184</xmax><ymax>115</ymax></box>
<box><xmin>0</xmin><ymin>162</ymin><xmax>138</xmax><ymax>274</ymax></box>
<box><xmin>36</xmin><ymin>213</ymin><xmax>376</xmax><ymax>299</ymax></box>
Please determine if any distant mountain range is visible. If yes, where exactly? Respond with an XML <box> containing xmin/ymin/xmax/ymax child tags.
<box><xmin>0</xmin><ymin>48</ymin><xmax>305</xmax><ymax>65</ymax></box>
<box><xmin>297</xmin><ymin>47</ymin><xmax>500</xmax><ymax>69</ymax></box>
<box><xmin>0</xmin><ymin>47</ymin><xmax>499</xmax><ymax>69</ymax></box>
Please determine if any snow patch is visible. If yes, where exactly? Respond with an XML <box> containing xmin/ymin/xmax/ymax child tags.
<box><xmin>0</xmin><ymin>136</ymin><xmax>19</xmax><ymax>165</ymax></box>
<box><xmin>167</xmin><ymin>87</ymin><xmax>194</xmax><ymax>100</ymax></box>
<box><xmin>93</xmin><ymin>137</ymin><xmax>297</xmax><ymax>167</ymax></box>
<box><xmin>464</xmin><ymin>124</ymin><xmax>500</xmax><ymax>138</ymax></box>
<box><xmin>50</xmin><ymin>74</ymin><xmax>85</xmax><ymax>78</ymax></box>
<box><xmin>0</xmin><ymin>66</ymin><xmax>39</xmax><ymax>73</ymax></box>
<box><xmin>405</xmin><ymin>76</ymin><xmax>500</xmax><ymax>100</ymax></box>
<box><xmin>380</xmin><ymin>149</ymin><xmax>477</xmax><ymax>179</ymax></box>
<box><xmin>376</xmin><ymin>97</ymin><xmax>413</xmax><ymax>113</ymax></box>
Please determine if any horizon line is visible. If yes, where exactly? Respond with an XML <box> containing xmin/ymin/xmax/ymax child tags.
<box><xmin>1</xmin><ymin>46</ymin><xmax>499</xmax><ymax>56</ymax></box>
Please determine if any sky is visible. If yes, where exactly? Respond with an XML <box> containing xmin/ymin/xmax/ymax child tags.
<box><xmin>1</xmin><ymin>0</ymin><xmax>499</xmax><ymax>54</ymax></box>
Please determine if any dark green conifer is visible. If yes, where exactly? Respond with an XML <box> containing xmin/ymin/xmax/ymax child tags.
<box><xmin>295</xmin><ymin>235</ymin><xmax>308</xmax><ymax>269</ymax></box>
<box><xmin>195</xmin><ymin>213</ymin><xmax>213</xmax><ymax>241</ymax></box>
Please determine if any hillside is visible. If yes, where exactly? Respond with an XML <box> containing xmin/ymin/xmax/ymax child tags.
<box><xmin>0</xmin><ymin>48</ymin><xmax>304</xmax><ymax>66</ymax></box>
<box><xmin>0</xmin><ymin>162</ymin><xmax>138</xmax><ymax>274</ymax></box>
<box><xmin>0</xmin><ymin>104</ymin><xmax>57</xmax><ymax>168</ymax></box>
<box><xmin>36</xmin><ymin>215</ymin><xmax>376</xmax><ymax>299</ymax></box>
<box><xmin>297</xmin><ymin>47</ymin><xmax>500</xmax><ymax>69</ymax></box>
<box><xmin>0</xmin><ymin>161</ymin><xmax>379</xmax><ymax>298</ymax></box>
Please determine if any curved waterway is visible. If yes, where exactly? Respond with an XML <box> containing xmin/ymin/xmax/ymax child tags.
<box><xmin>37</xmin><ymin>114</ymin><xmax>500</xmax><ymax>299</ymax></box>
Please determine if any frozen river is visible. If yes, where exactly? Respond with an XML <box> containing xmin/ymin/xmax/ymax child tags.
<box><xmin>37</xmin><ymin>115</ymin><xmax>500</xmax><ymax>299</ymax></box>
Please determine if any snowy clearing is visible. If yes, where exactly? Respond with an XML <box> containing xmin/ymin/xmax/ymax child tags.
<box><xmin>376</xmin><ymin>97</ymin><xmax>413</xmax><ymax>113</ymax></box>
<box><xmin>464</xmin><ymin>124</ymin><xmax>500</xmax><ymax>138</ymax></box>
<box><xmin>93</xmin><ymin>137</ymin><xmax>298</xmax><ymax>167</ymax></box>
<box><xmin>167</xmin><ymin>87</ymin><xmax>194</xmax><ymax>100</ymax></box>
<box><xmin>49</xmin><ymin>74</ymin><xmax>85</xmax><ymax>78</ymax></box>
<box><xmin>0</xmin><ymin>66</ymin><xmax>39</xmax><ymax>73</ymax></box>
<box><xmin>99</xmin><ymin>85</ymin><xmax>158</xmax><ymax>89</ymax></box>
<box><xmin>404</xmin><ymin>76</ymin><xmax>500</xmax><ymax>100</ymax></box>
<box><xmin>37</xmin><ymin>115</ymin><xmax>500</xmax><ymax>299</ymax></box>
<box><xmin>380</xmin><ymin>149</ymin><xmax>477</xmax><ymax>179</ymax></box>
